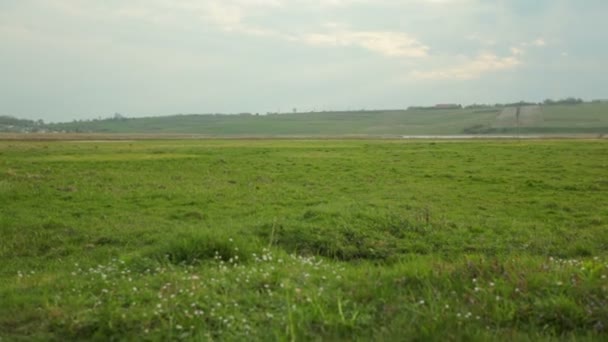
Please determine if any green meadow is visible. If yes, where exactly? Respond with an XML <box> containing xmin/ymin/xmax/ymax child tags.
<box><xmin>39</xmin><ymin>102</ymin><xmax>608</xmax><ymax>136</ymax></box>
<box><xmin>1</xmin><ymin>139</ymin><xmax>607</xmax><ymax>340</ymax></box>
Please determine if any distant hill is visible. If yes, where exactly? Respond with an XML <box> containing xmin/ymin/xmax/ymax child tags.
<box><xmin>4</xmin><ymin>102</ymin><xmax>608</xmax><ymax>136</ymax></box>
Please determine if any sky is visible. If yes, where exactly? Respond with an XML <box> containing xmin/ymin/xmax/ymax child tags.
<box><xmin>1</xmin><ymin>0</ymin><xmax>607</xmax><ymax>122</ymax></box>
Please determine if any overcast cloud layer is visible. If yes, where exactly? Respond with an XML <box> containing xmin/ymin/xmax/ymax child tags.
<box><xmin>1</xmin><ymin>0</ymin><xmax>607</xmax><ymax>121</ymax></box>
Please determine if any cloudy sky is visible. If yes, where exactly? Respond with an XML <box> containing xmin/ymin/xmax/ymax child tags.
<box><xmin>1</xmin><ymin>0</ymin><xmax>607</xmax><ymax>122</ymax></box>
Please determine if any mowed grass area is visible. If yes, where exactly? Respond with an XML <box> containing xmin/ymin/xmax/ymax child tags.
<box><xmin>1</xmin><ymin>139</ymin><xmax>607</xmax><ymax>340</ymax></box>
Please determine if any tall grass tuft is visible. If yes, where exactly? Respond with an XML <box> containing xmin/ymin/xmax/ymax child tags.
<box><xmin>147</xmin><ymin>230</ymin><xmax>256</xmax><ymax>265</ymax></box>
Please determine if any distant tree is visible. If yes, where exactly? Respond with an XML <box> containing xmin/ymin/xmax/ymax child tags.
<box><xmin>543</xmin><ymin>97</ymin><xmax>583</xmax><ymax>106</ymax></box>
<box><xmin>1</xmin><ymin>115</ymin><xmax>32</xmax><ymax>126</ymax></box>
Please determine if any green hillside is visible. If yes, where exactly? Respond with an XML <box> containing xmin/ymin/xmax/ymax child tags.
<box><xmin>15</xmin><ymin>102</ymin><xmax>608</xmax><ymax>136</ymax></box>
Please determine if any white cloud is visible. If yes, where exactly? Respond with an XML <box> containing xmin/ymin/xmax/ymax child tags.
<box><xmin>302</xmin><ymin>27</ymin><xmax>429</xmax><ymax>58</ymax></box>
<box><xmin>466</xmin><ymin>33</ymin><xmax>497</xmax><ymax>46</ymax></box>
<box><xmin>532</xmin><ymin>38</ymin><xmax>546</xmax><ymax>47</ymax></box>
<box><xmin>410</xmin><ymin>53</ymin><xmax>521</xmax><ymax>80</ymax></box>
<box><xmin>113</xmin><ymin>1</ymin><xmax>430</xmax><ymax>58</ymax></box>
<box><xmin>510</xmin><ymin>47</ymin><xmax>525</xmax><ymax>56</ymax></box>
<box><xmin>520</xmin><ymin>38</ymin><xmax>548</xmax><ymax>47</ymax></box>
<box><xmin>171</xmin><ymin>2</ymin><xmax>430</xmax><ymax>59</ymax></box>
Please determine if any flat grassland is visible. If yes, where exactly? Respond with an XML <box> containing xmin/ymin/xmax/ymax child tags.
<box><xmin>1</xmin><ymin>139</ymin><xmax>607</xmax><ymax>340</ymax></box>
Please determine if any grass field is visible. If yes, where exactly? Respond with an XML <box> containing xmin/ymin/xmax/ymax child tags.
<box><xmin>1</xmin><ymin>139</ymin><xmax>608</xmax><ymax>340</ymax></box>
<box><xmin>38</xmin><ymin>103</ymin><xmax>608</xmax><ymax>136</ymax></box>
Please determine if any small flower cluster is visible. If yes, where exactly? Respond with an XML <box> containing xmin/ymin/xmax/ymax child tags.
<box><xmin>38</xmin><ymin>242</ymin><xmax>347</xmax><ymax>339</ymax></box>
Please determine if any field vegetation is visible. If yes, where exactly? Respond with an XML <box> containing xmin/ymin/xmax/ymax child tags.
<box><xmin>4</xmin><ymin>101</ymin><xmax>607</xmax><ymax>136</ymax></box>
<box><xmin>1</xmin><ymin>139</ymin><xmax>607</xmax><ymax>340</ymax></box>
